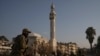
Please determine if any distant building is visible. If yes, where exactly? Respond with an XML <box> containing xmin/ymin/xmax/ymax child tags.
<box><xmin>67</xmin><ymin>42</ymin><xmax>78</xmax><ymax>55</ymax></box>
<box><xmin>0</xmin><ymin>36</ymin><xmax>9</xmax><ymax>46</ymax></box>
<box><xmin>0</xmin><ymin>36</ymin><xmax>11</xmax><ymax>54</ymax></box>
<box><xmin>28</xmin><ymin>33</ymin><xmax>48</xmax><ymax>47</ymax></box>
<box><xmin>57</xmin><ymin>42</ymin><xmax>78</xmax><ymax>55</ymax></box>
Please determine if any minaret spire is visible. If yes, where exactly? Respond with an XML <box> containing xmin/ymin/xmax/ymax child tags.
<box><xmin>49</xmin><ymin>1</ymin><xmax>57</xmax><ymax>53</ymax></box>
<box><xmin>50</xmin><ymin>1</ymin><xmax>56</xmax><ymax>20</ymax></box>
<box><xmin>51</xmin><ymin>0</ymin><xmax>55</xmax><ymax>9</ymax></box>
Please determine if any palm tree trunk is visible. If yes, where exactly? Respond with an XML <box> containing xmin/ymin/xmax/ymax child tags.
<box><xmin>90</xmin><ymin>43</ymin><xmax>93</xmax><ymax>53</ymax></box>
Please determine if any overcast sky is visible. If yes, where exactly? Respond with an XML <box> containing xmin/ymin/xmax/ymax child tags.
<box><xmin>0</xmin><ymin>0</ymin><xmax>100</xmax><ymax>48</ymax></box>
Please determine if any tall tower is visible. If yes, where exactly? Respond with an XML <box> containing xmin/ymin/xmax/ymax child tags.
<box><xmin>49</xmin><ymin>2</ymin><xmax>57</xmax><ymax>52</ymax></box>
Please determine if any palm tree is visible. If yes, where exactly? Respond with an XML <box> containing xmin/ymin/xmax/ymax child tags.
<box><xmin>85</xmin><ymin>27</ymin><xmax>96</xmax><ymax>52</ymax></box>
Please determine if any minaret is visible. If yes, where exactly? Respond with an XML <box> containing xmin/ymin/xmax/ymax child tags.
<box><xmin>49</xmin><ymin>2</ymin><xmax>57</xmax><ymax>52</ymax></box>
